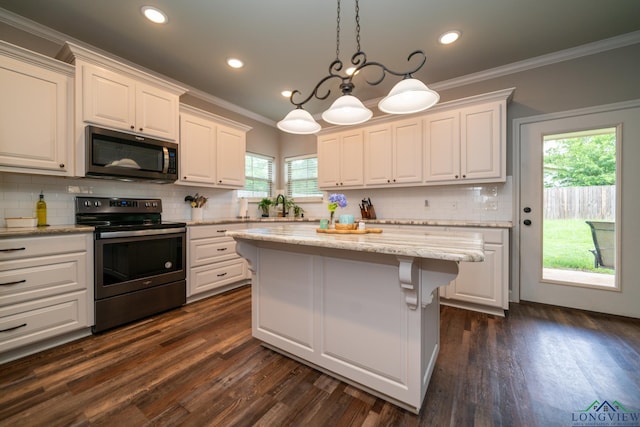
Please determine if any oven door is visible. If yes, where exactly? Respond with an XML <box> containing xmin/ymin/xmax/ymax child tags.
<box><xmin>94</xmin><ymin>227</ymin><xmax>186</xmax><ymax>299</ymax></box>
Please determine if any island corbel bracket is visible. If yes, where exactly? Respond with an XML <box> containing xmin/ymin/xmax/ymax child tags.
<box><xmin>397</xmin><ymin>256</ymin><xmax>419</xmax><ymax>310</ymax></box>
<box><xmin>235</xmin><ymin>240</ymin><xmax>258</xmax><ymax>274</ymax></box>
<box><xmin>420</xmin><ymin>259</ymin><xmax>460</xmax><ymax>308</ymax></box>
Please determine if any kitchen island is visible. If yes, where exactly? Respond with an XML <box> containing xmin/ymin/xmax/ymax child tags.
<box><xmin>227</xmin><ymin>224</ymin><xmax>484</xmax><ymax>413</ymax></box>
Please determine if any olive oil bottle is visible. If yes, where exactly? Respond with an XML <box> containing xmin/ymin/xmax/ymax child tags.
<box><xmin>36</xmin><ymin>192</ymin><xmax>47</xmax><ymax>226</ymax></box>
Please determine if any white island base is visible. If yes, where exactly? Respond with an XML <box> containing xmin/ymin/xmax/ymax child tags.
<box><xmin>231</xmin><ymin>226</ymin><xmax>483</xmax><ymax>414</ymax></box>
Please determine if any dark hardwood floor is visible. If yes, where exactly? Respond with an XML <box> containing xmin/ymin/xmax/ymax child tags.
<box><xmin>1</xmin><ymin>285</ymin><xmax>639</xmax><ymax>426</ymax></box>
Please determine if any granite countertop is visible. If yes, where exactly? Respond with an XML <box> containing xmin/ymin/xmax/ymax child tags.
<box><xmin>187</xmin><ymin>217</ymin><xmax>513</xmax><ymax>228</ymax></box>
<box><xmin>0</xmin><ymin>225</ymin><xmax>95</xmax><ymax>238</ymax></box>
<box><xmin>226</xmin><ymin>224</ymin><xmax>484</xmax><ymax>262</ymax></box>
<box><xmin>0</xmin><ymin>217</ymin><xmax>511</xmax><ymax>238</ymax></box>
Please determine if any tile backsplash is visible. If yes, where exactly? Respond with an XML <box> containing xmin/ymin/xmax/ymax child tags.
<box><xmin>0</xmin><ymin>173</ymin><xmax>513</xmax><ymax>227</ymax></box>
<box><xmin>304</xmin><ymin>177</ymin><xmax>513</xmax><ymax>223</ymax></box>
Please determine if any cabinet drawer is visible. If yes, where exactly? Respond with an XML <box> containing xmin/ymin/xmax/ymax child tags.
<box><xmin>446</xmin><ymin>227</ymin><xmax>505</xmax><ymax>244</ymax></box>
<box><xmin>0</xmin><ymin>234</ymin><xmax>89</xmax><ymax>261</ymax></box>
<box><xmin>0</xmin><ymin>253</ymin><xmax>87</xmax><ymax>306</ymax></box>
<box><xmin>189</xmin><ymin>259</ymin><xmax>246</xmax><ymax>295</ymax></box>
<box><xmin>190</xmin><ymin>238</ymin><xmax>238</xmax><ymax>266</ymax></box>
<box><xmin>0</xmin><ymin>290</ymin><xmax>89</xmax><ymax>353</ymax></box>
<box><xmin>189</xmin><ymin>223</ymin><xmax>247</xmax><ymax>240</ymax></box>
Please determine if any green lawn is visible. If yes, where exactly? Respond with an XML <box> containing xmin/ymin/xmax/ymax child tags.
<box><xmin>543</xmin><ymin>219</ymin><xmax>614</xmax><ymax>274</ymax></box>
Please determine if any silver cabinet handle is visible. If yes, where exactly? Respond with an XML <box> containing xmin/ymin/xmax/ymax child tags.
<box><xmin>1</xmin><ymin>279</ymin><xmax>26</xmax><ymax>286</ymax></box>
<box><xmin>217</xmin><ymin>272</ymin><xmax>228</xmax><ymax>277</ymax></box>
<box><xmin>0</xmin><ymin>323</ymin><xmax>27</xmax><ymax>333</ymax></box>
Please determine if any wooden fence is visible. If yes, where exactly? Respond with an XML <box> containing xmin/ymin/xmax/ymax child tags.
<box><xmin>544</xmin><ymin>186</ymin><xmax>615</xmax><ymax>220</ymax></box>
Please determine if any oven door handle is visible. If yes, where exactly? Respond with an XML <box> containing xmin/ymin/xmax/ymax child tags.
<box><xmin>97</xmin><ymin>227</ymin><xmax>186</xmax><ymax>239</ymax></box>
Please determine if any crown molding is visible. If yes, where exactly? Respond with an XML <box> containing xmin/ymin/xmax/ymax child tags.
<box><xmin>430</xmin><ymin>30</ymin><xmax>640</xmax><ymax>92</ymax></box>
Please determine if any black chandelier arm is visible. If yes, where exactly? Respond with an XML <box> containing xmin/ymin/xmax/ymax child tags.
<box><xmin>288</xmin><ymin>50</ymin><xmax>428</xmax><ymax>108</ymax></box>
<box><xmin>289</xmin><ymin>59</ymin><xmax>350</xmax><ymax>107</ymax></box>
<box><xmin>347</xmin><ymin>50</ymin><xmax>427</xmax><ymax>86</ymax></box>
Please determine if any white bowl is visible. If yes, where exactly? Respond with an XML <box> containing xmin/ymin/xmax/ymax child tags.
<box><xmin>5</xmin><ymin>217</ymin><xmax>37</xmax><ymax>228</ymax></box>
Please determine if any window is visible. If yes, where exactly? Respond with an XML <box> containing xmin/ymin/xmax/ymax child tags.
<box><xmin>238</xmin><ymin>153</ymin><xmax>273</xmax><ymax>198</ymax></box>
<box><xmin>285</xmin><ymin>155</ymin><xmax>322</xmax><ymax>199</ymax></box>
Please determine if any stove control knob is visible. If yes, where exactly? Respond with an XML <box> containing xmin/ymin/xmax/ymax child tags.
<box><xmin>152</xmin><ymin>202</ymin><xmax>158</xmax><ymax>207</ymax></box>
<box><xmin>94</xmin><ymin>201</ymin><xmax>102</xmax><ymax>207</ymax></box>
<box><xmin>145</xmin><ymin>202</ymin><xmax>150</xmax><ymax>207</ymax></box>
<box><xmin>84</xmin><ymin>201</ymin><xmax>91</xmax><ymax>207</ymax></box>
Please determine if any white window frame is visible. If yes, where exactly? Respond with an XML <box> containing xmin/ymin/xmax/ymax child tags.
<box><xmin>285</xmin><ymin>154</ymin><xmax>323</xmax><ymax>202</ymax></box>
<box><xmin>238</xmin><ymin>152</ymin><xmax>274</xmax><ymax>200</ymax></box>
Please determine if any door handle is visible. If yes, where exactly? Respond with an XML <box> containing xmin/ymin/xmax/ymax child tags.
<box><xmin>523</xmin><ymin>207</ymin><xmax>532</xmax><ymax>213</ymax></box>
<box><xmin>523</xmin><ymin>219</ymin><xmax>532</xmax><ymax>226</ymax></box>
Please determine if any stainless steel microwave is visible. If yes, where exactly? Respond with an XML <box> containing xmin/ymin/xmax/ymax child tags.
<box><xmin>85</xmin><ymin>126</ymin><xmax>178</xmax><ymax>183</ymax></box>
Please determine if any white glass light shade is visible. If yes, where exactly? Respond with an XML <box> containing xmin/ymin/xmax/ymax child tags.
<box><xmin>277</xmin><ymin>109</ymin><xmax>322</xmax><ymax>134</ymax></box>
<box><xmin>321</xmin><ymin>95</ymin><xmax>373</xmax><ymax>125</ymax></box>
<box><xmin>378</xmin><ymin>78</ymin><xmax>440</xmax><ymax>114</ymax></box>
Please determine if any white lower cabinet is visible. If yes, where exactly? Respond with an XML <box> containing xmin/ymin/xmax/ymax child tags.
<box><xmin>0</xmin><ymin>233</ymin><xmax>93</xmax><ymax>362</ymax></box>
<box><xmin>187</xmin><ymin>224</ymin><xmax>249</xmax><ymax>301</ymax></box>
<box><xmin>439</xmin><ymin>227</ymin><xmax>509</xmax><ymax>315</ymax></box>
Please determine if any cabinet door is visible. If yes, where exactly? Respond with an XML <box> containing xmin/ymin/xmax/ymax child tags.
<box><xmin>179</xmin><ymin>113</ymin><xmax>216</xmax><ymax>185</ymax></box>
<box><xmin>0</xmin><ymin>55</ymin><xmax>71</xmax><ymax>174</ymax></box>
<box><xmin>339</xmin><ymin>131</ymin><xmax>364</xmax><ymax>187</ymax></box>
<box><xmin>318</xmin><ymin>134</ymin><xmax>342</xmax><ymax>188</ymax></box>
<box><xmin>393</xmin><ymin>119</ymin><xmax>422</xmax><ymax>184</ymax></box>
<box><xmin>135</xmin><ymin>82</ymin><xmax>178</xmax><ymax>140</ymax></box>
<box><xmin>364</xmin><ymin>124</ymin><xmax>393</xmax><ymax>185</ymax></box>
<box><xmin>449</xmin><ymin>243</ymin><xmax>503</xmax><ymax>308</ymax></box>
<box><xmin>423</xmin><ymin>111</ymin><xmax>460</xmax><ymax>182</ymax></box>
<box><xmin>460</xmin><ymin>102</ymin><xmax>501</xmax><ymax>180</ymax></box>
<box><xmin>216</xmin><ymin>125</ymin><xmax>246</xmax><ymax>187</ymax></box>
<box><xmin>82</xmin><ymin>64</ymin><xmax>136</xmax><ymax>131</ymax></box>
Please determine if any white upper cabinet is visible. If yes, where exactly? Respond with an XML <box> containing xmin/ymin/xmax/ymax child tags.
<box><xmin>82</xmin><ymin>63</ymin><xmax>179</xmax><ymax>141</ymax></box>
<box><xmin>364</xmin><ymin>118</ymin><xmax>422</xmax><ymax>186</ymax></box>
<box><xmin>318</xmin><ymin>129</ymin><xmax>364</xmax><ymax>188</ymax></box>
<box><xmin>424</xmin><ymin>94</ymin><xmax>508</xmax><ymax>185</ymax></box>
<box><xmin>179</xmin><ymin>111</ymin><xmax>217</xmax><ymax>185</ymax></box>
<box><xmin>216</xmin><ymin>125</ymin><xmax>246</xmax><ymax>187</ymax></box>
<box><xmin>0</xmin><ymin>41</ymin><xmax>73</xmax><ymax>176</ymax></box>
<box><xmin>318</xmin><ymin>88</ymin><xmax>513</xmax><ymax>190</ymax></box>
<box><xmin>178</xmin><ymin>105</ymin><xmax>250</xmax><ymax>188</ymax></box>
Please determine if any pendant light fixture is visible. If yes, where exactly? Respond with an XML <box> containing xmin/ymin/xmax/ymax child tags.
<box><xmin>277</xmin><ymin>0</ymin><xmax>439</xmax><ymax>134</ymax></box>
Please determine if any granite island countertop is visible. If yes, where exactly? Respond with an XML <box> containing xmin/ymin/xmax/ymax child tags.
<box><xmin>226</xmin><ymin>224</ymin><xmax>484</xmax><ymax>262</ymax></box>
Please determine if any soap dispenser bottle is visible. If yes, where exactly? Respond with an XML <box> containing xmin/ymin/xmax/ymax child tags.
<box><xmin>36</xmin><ymin>192</ymin><xmax>47</xmax><ymax>226</ymax></box>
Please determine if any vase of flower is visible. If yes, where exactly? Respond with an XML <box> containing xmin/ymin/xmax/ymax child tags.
<box><xmin>327</xmin><ymin>193</ymin><xmax>347</xmax><ymax>228</ymax></box>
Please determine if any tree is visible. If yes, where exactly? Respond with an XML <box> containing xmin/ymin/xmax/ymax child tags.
<box><xmin>544</xmin><ymin>133</ymin><xmax>616</xmax><ymax>188</ymax></box>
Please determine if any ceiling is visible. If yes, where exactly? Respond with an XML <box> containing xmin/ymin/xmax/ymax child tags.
<box><xmin>1</xmin><ymin>0</ymin><xmax>640</xmax><ymax>124</ymax></box>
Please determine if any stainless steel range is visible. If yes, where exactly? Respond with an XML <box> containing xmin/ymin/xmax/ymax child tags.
<box><xmin>76</xmin><ymin>197</ymin><xmax>186</xmax><ymax>333</ymax></box>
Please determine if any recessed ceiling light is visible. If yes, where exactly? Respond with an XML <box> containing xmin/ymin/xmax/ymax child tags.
<box><xmin>438</xmin><ymin>30</ymin><xmax>461</xmax><ymax>45</ymax></box>
<box><xmin>141</xmin><ymin>6</ymin><xmax>168</xmax><ymax>24</ymax></box>
<box><xmin>227</xmin><ymin>58</ymin><xmax>244</xmax><ymax>69</ymax></box>
<box><xmin>281</xmin><ymin>90</ymin><xmax>292</xmax><ymax>98</ymax></box>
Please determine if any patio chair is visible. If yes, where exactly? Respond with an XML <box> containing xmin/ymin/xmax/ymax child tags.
<box><xmin>585</xmin><ymin>221</ymin><xmax>615</xmax><ymax>269</ymax></box>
